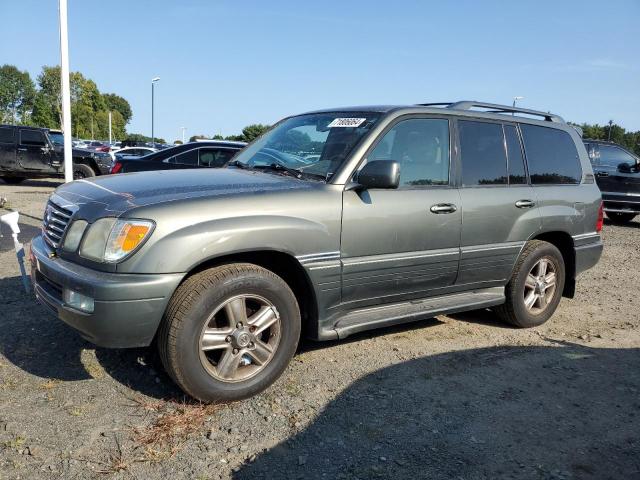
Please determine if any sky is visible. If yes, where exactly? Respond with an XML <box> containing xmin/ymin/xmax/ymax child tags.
<box><xmin>0</xmin><ymin>0</ymin><xmax>638</xmax><ymax>142</ymax></box>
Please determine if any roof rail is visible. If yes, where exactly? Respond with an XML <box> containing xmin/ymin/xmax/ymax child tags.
<box><xmin>449</xmin><ymin>101</ymin><xmax>564</xmax><ymax>123</ymax></box>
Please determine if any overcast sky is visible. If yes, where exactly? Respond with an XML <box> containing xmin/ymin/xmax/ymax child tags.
<box><xmin>1</xmin><ymin>0</ymin><xmax>638</xmax><ymax>141</ymax></box>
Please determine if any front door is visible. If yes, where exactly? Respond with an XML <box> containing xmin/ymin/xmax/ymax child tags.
<box><xmin>455</xmin><ymin>120</ymin><xmax>541</xmax><ymax>286</ymax></box>
<box><xmin>17</xmin><ymin>129</ymin><xmax>53</xmax><ymax>171</ymax></box>
<box><xmin>341</xmin><ymin>117</ymin><xmax>461</xmax><ymax>308</ymax></box>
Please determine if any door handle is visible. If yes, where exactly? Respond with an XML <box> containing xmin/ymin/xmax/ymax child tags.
<box><xmin>596</xmin><ymin>172</ymin><xmax>609</xmax><ymax>177</ymax></box>
<box><xmin>430</xmin><ymin>203</ymin><xmax>457</xmax><ymax>214</ymax></box>
<box><xmin>515</xmin><ymin>199</ymin><xmax>536</xmax><ymax>209</ymax></box>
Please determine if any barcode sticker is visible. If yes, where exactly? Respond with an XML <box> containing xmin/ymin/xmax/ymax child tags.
<box><xmin>327</xmin><ymin>118</ymin><xmax>366</xmax><ymax>128</ymax></box>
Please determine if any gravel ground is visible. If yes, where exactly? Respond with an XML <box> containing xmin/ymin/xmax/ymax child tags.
<box><xmin>0</xmin><ymin>178</ymin><xmax>639</xmax><ymax>480</ymax></box>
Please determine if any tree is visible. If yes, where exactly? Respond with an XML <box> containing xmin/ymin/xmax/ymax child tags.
<box><xmin>0</xmin><ymin>64</ymin><xmax>36</xmax><ymax>124</ymax></box>
<box><xmin>103</xmin><ymin>93</ymin><xmax>132</xmax><ymax>124</ymax></box>
<box><xmin>240</xmin><ymin>123</ymin><xmax>270</xmax><ymax>142</ymax></box>
<box><xmin>174</xmin><ymin>140</ymin><xmax>183</xmax><ymax>145</ymax></box>
<box><xmin>189</xmin><ymin>134</ymin><xmax>210</xmax><ymax>142</ymax></box>
<box><xmin>126</xmin><ymin>133</ymin><xmax>166</xmax><ymax>144</ymax></box>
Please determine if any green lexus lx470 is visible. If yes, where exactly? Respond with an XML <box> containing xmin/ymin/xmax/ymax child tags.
<box><xmin>30</xmin><ymin>101</ymin><xmax>603</xmax><ymax>402</ymax></box>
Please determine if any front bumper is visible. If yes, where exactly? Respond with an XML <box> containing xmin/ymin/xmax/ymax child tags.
<box><xmin>30</xmin><ymin>235</ymin><xmax>184</xmax><ymax>348</ymax></box>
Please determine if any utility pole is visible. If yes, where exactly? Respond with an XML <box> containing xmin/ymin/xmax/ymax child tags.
<box><xmin>59</xmin><ymin>0</ymin><xmax>73</xmax><ymax>183</ymax></box>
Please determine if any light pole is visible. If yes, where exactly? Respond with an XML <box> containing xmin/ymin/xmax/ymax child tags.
<box><xmin>512</xmin><ymin>96</ymin><xmax>524</xmax><ymax>115</ymax></box>
<box><xmin>181</xmin><ymin>127</ymin><xmax>186</xmax><ymax>143</ymax></box>
<box><xmin>608</xmin><ymin>120</ymin><xmax>613</xmax><ymax>141</ymax></box>
<box><xmin>151</xmin><ymin>77</ymin><xmax>160</xmax><ymax>146</ymax></box>
<box><xmin>58</xmin><ymin>0</ymin><xmax>73</xmax><ymax>182</ymax></box>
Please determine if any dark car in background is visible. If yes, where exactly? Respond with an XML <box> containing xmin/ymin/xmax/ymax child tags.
<box><xmin>110</xmin><ymin>140</ymin><xmax>246</xmax><ymax>173</ymax></box>
<box><xmin>583</xmin><ymin>139</ymin><xmax>640</xmax><ymax>224</ymax></box>
<box><xmin>0</xmin><ymin>125</ymin><xmax>113</xmax><ymax>183</ymax></box>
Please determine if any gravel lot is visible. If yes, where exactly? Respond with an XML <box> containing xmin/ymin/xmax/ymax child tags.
<box><xmin>1</xmin><ymin>179</ymin><xmax>639</xmax><ymax>480</ymax></box>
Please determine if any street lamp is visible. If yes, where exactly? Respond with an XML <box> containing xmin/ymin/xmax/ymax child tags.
<box><xmin>512</xmin><ymin>96</ymin><xmax>524</xmax><ymax>115</ymax></box>
<box><xmin>59</xmin><ymin>0</ymin><xmax>73</xmax><ymax>182</ymax></box>
<box><xmin>151</xmin><ymin>77</ymin><xmax>160</xmax><ymax>146</ymax></box>
<box><xmin>181</xmin><ymin>127</ymin><xmax>186</xmax><ymax>144</ymax></box>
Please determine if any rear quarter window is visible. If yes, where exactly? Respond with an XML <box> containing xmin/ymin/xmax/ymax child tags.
<box><xmin>520</xmin><ymin>125</ymin><xmax>582</xmax><ymax>185</ymax></box>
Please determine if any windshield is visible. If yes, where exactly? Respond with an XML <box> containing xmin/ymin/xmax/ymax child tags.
<box><xmin>49</xmin><ymin>132</ymin><xmax>64</xmax><ymax>145</ymax></box>
<box><xmin>231</xmin><ymin>112</ymin><xmax>381</xmax><ymax>181</ymax></box>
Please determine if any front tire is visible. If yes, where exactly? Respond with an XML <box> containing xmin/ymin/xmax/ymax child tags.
<box><xmin>73</xmin><ymin>163</ymin><xmax>96</xmax><ymax>180</ymax></box>
<box><xmin>606</xmin><ymin>211</ymin><xmax>636</xmax><ymax>224</ymax></box>
<box><xmin>158</xmin><ymin>263</ymin><xmax>301</xmax><ymax>403</ymax></box>
<box><xmin>495</xmin><ymin>240</ymin><xmax>565</xmax><ymax>328</ymax></box>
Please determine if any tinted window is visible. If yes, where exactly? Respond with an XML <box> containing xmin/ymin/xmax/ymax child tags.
<box><xmin>168</xmin><ymin>148</ymin><xmax>198</xmax><ymax>165</ymax></box>
<box><xmin>520</xmin><ymin>125</ymin><xmax>582</xmax><ymax>184</ymax></box>
<box><xmin>199</xmin><ymin>148</ymin><xmax>237</xmax><ymax>167</ymax></box>
<box><xmin>368</xmin><ymin>118</ymin><xmax>449</xmax><ymax>186</ymax></box>
<box><xmin>459</xmin><ymin>120</ymin><xmax>507</xmax><ymax>186</ymax></box>
<box><xmin>504</xmin><ymin>125</ymin><xmax>527</xmax><ymax>185</ymax></box>
<box><xmin>20</xmin><ymin>129</ymin><xmax>46</xmax><ymax>146</ymax></box>
<box><xmin>598</xmin><ymin>145</ymin><xmax>636</xmax><ymax>168</ymax></box>
<box><xmin>0</xmin><ymin>127</ymin><xmax>14</xmax><ymax>144</ymax></box>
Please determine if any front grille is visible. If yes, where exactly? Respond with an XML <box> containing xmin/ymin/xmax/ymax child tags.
<box><xmin>42</xmin><ymin>200</ymin><xmax>73</xmax><ymax>248</ymax></box>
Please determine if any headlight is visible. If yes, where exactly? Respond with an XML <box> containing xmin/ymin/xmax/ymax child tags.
<box><xmin>79</xmin><ymin>218</ymin><xmax>154</xmax><ymax>263</ymax></box>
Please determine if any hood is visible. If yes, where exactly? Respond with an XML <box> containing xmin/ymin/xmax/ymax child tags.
<box><xmin>53</xmin><ymin>168</ymin><xmax>316</xmax><ymax>220</ymax></box>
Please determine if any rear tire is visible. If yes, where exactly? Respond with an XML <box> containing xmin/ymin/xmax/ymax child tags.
<box><xmin>73</xmin><ymin>164</ymin><xmax>95</xmax><ymax>180</ymax></box>
<box><xmin>495</xmin><ymin>240</ymin><xmax>565</xmax><ymax>328</ymax></box>
<box><xmin>606</xmin><ymin>211</ymin><xmax>636</xmax><ymax>224</ymax></box>
<box><xmin>1</xmin><ymin>176</ymin><xmax>26</xmax><ymax>185</ymax></box>
<box><xmin>158</xmin><ymin>263</ymin><xmax>301</xmax><ymax>403</ymax></box>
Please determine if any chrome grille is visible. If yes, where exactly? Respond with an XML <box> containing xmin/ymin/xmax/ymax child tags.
<box><xmin>42</xmin><ymin>200</ymin><xmax>73</xmax><ymax>248</ymax></box>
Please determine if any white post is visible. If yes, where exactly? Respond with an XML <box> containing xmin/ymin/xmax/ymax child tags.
<box><xmin>59</xmin><ymin>0</ymin><xmax>73</xmax><ymax>183</ymax></box>
<box><xmin>108</xmin><ymin>111</ymin><xmax>112</xmax><ymax>144</ymax></box>
<box><xmin>181</xmin><ymin>127</ymin><xmax>186</xmax><ymax>143</ymax></box>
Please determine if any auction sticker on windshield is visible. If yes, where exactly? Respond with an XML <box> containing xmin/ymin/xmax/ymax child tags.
<box><xmin>327</xmin><ymin>118</ymin><xmax>366</xmax><ymax>128</ymax></box>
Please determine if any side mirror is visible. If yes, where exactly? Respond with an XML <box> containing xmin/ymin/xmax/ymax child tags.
<box><xmin>618</xmin><ymin>162</ymin><xmax>633</xmax><ymax>173</ymax></box>
<box><xmin>350</xmin><ymin>160</ymin><xmax>400</xmax><ymax>190</ymax></box>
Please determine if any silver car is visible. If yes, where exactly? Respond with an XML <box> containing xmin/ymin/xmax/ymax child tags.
<box><xmin>30</xmin><ymin>101</ymin><xmax>603</xmax><ymax>402</ymax></box>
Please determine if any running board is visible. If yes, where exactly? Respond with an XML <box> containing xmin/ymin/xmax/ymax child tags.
<box><xmin>333</xmin><ymin>287</ymin><xmax>505</xmax><ymax>339</ymax></box>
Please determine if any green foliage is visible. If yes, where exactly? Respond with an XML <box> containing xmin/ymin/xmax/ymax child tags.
<box><xmin>126</xmin><ymin>133</ymin><xmax>167</xmax><ymax>144</ymax></box>
<box><xmin>103</xmin><ymin>93</ymin><xmax>132</xmax><ymax>124</ymax></box>
<box><xmin>189</xmin><ymin>134</ymin><xmax>210</xmax><ymax>142</ymax></box>
<box><xmin>174</xmin><ymin>140</ymin><xmax>183</xmax><ymax>145</ymax></box>
<box><xmin>240</xmin><ymin>124</ymin><xmax>270</xmax><ymax>142</ymax></box>
<box><xmin>577</xmin><ymin>121</ymin><xmax>640</xmax><ymax>156</ymax></box>
<box><xmin>0</xmin><ymin>64</ymin><xmax>36</xmax><ymax>124</ymax></box>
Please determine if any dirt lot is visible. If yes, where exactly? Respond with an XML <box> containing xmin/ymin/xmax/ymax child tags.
<box><xmin>0</xmin><ymin>179</ymin><xmax>639</xmax><ymax>480</ymax></box>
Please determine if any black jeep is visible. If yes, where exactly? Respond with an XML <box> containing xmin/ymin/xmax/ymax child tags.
<box><xmin>0</xmin><ymin>125</ymin><xmax>112</xmax><ymax>184</ymax></box>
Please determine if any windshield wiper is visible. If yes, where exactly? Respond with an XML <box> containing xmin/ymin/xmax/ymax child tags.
<box><xmin>254</xmin><ymin>162</ymin><xmax>321</xmax><ymax>180</ymax></box>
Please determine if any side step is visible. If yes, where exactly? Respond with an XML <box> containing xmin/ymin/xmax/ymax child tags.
<box><xmin>333</xmin><ymin>287</ymin><xmax>505</xmax><ymax>339</ymax></box>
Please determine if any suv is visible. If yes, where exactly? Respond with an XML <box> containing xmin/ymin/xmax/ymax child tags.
<box><xmin>0</xmin><ymin>125</ymin><xmax>112</xmax><ymax>183</ymax></box>
<box><xmin>583</xmin><ymin>139</ymin><xmax>640</xmax><ymax>224</ymax></box>
<box><xmin>30</xmin><ymin>101</ymin><xmax>603</xmax><ymax>402</ymax></box>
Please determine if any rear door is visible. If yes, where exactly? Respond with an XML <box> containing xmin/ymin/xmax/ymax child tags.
<box><xmin>455</xmin><ymin>120</ymin><xmax>541</xmax><ymax>286</ymax></box>
<box><xmin>0</xmin><ymin>126</ymin><xmax>17</xmax><ymax>171</ymax></box>
<box><xmin>17</xmin><ymin>129</ymin><xmax>53</xmax><ymax>171</ymax></box>
<box><xmin>341</xmin><ymin>116</ymin><xmax>461</xmax><ymax>307</ymax></box>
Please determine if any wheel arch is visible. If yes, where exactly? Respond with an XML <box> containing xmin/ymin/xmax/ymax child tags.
<box><xmin>530</xmin><ymin>230</ymin><xmax>576</xmax><ymax>298</ymax></box>
<box><xmin>181</xmin><ymin>249</ymin><xmax>319</xmax><ymax>339</ymax></box>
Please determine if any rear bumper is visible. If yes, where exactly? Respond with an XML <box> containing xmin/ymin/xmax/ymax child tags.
<box><xmin>30</xmin><ymin>235</ymin><xmax>184</xmax><ymax>348</ymax></box>
<box><xmin>601</xmin><ymin>192</ymin><xmax>640</xmax><ymax>213</ymax></box>
<box><xmin>572</xmin><ymin>233</ymin><xmax>603</xmax><ymax>276</ymax></box>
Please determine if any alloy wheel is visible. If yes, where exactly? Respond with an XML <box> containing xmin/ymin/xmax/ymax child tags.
<box><xmin>523</xmin><ymin>257</ymin><xmax>557</xmax><ymax>315</ymax></box>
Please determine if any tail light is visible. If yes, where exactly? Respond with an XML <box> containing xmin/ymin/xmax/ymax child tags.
<box><xmin>596</xmin><ymin>202</ymin><xmax>604</xmax><ymax>233</ymax></box>
<box><xmin>110</xmin><ymin>161</ymin><xmax>123</xmax><ymax>174</ymax></box>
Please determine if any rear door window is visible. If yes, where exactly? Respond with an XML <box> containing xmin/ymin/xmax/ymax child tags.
<box><xmin>168</xmin><ymin>148</ymin><xmax>199</xmax><ymax>165</ymax></box>
<box><xmin>458</xmin><ymin>120</ymin><xmax>507</xmax><ymax>186</ymax></box>
<box><xmin>0</xmin><ymin>127</ymin><xmax>14</xmax><ymax>143</ymax></box>
<box><xmin>19</xmin><ymin>129</ymin><xmax>47</xmax><ymax>146</ymax></box>
<box><xmin>504</xmin><ymin>125</ymin><xmax>527</xmax><ymax>185</ymax></box>
<box><xmin>520</xmin><ymin>125</ymin><xmax>582</xmax><ymax>184</ymax></box>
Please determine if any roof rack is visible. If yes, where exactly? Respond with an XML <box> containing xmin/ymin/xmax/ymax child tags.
<box><xmin>416</xmin><ymin>101</ymin><xmax>565</xmax><ymax>123</ymax></box>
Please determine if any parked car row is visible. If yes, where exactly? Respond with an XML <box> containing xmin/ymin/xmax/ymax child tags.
<box><xmin>30</xmin><ymin>100</ymin><xmax>604</xmax><ymax>403</ymax></box>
